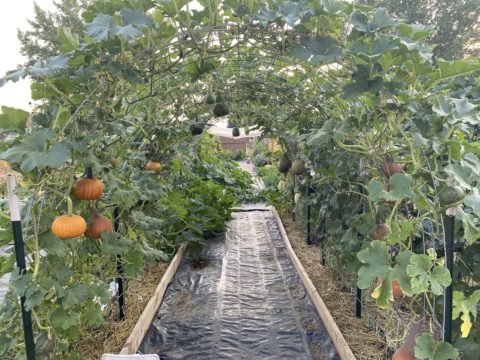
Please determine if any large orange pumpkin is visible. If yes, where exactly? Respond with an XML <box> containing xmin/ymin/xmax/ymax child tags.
<box><xmin>73</xmin><ymin>177</ymin><xmax>104</xmax><ymax>200</ymax></box>
<box><xmin>51</xmin><ymin>214</ymin><xmax>87</xmax><ymax>239</ymax></box>
<box><xmin>85</xmin><ymin>207</ymin><xmax>113</xmax><ymax>240</ymax></box>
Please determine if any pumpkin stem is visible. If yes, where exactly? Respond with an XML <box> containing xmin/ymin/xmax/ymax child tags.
<box><xmin>66</xmin><ymin>196</ymin><xmax>73</xmax><ymax>215</ymax></box>
<box><xmin>90</xmin><ymin>203</ymin><xmax>100</xmax><ymax>218</ymax></box>
<box><xmin>86</xmin><ymin>167</ymin><xmax>93</xmax><ymax>179</ymax></box>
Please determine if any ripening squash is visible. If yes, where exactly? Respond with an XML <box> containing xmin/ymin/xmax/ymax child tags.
<box><xmin>381</xmin><ymin>161</ymin><xmax>404</xmax><ymax>178</ymax></box>
<box><xmin>213</xmin><ymin>103</ymin><xmax>229</xmax><ymax>117</ymax></box>
<box><xmin>73</xmin><ymin>177</ymin><xmax>104</xmax><ymax>200</ymax></box>
<box><xmin>51</xmin><ymin>214</ymin><xmax>87</xmax><ymax>239</ymax></box>
<box><xmin>232</xmin><ymin>127</ymin><xmax>240</xmax><ymax>137</ymax></box>
<box><xmin>371</xmin><ymin>223</ymin><xmax>390</xmax><ymax>240</ymax></box>
<box><xmin>375</xmin><ymin>278</ymin><xmax>404</xmax><ymax>299</ymax></box>
<box><xmin>392</xmin><ymin>317</ymin><xmax>424</xmax><ymax>360</ymax></box>
<box><xmin>438</xmin><ymin>185</ymin><xmax>465</xmax><ymax>207</ymax></box>
<box><xmin>277</xmin><ymin>180</ymin><xmax>286</xmax><ymax>191</ymax></box>
<box><xmin>291</xmin><ymin>159</ymin><xmax>305</xmax><ymax>175</ymax></box>
<box><xmin>205</xmin><ymin>93</ymin><xmax>216</xmax><ymax>105</ymax></box>
<box><xmin>278</xmin><ymin>156</ymin><xmax>292</xmax><ymax>173</ymax></box>
<box><xmin>85</xmin><ymin>207</ymin><xmax>113</xmax><ymax>240</ymax></box>
<box><xmin>145</xmin><ymin>160</ymin><xmax>162</xmax><ymax>174</ymax></box>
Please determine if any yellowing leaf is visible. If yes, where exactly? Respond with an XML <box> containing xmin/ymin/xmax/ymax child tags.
<box><xmin>460</xmin><ymin>304</ymin><xmax>472</xmax><ymax>338</ymax></box>
<box><xmin>371</xmin><ymin>285</ymin><xmax>381</xmax><ymax>299</ymax></box>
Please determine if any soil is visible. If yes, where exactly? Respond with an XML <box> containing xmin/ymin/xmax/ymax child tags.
<box><xmin>80</xmin><ymin>262</ymin><xmax>169</xmax><ymax>359</ymax></box>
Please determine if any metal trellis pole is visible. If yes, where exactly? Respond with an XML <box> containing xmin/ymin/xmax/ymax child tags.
<box><xmin>356</xmin><ymin>159</ymin><xmax>366</xmax><ymax>319</ymax></box>
<box><xmin>7</xmin><ymin>175</ymin><xmax>35</xmax><ymax>360</ymax></box>
<box><xmin>443</xmin><ymin>213</ymin><xmax>454</xmax><ymax>343</ymax></box>
<box><xmin>306</xmin><ymin>176</ymin><xmax>312</xmax><ymax>245</ymax></box>
<box><xmin>114</xmin><ymin>206</ymin><xmax>125</xmax><ymax>321</ymax></box>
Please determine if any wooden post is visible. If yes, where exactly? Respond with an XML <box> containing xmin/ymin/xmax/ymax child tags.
<box><xmin>7</xmin><ymin>175</ymin><xmax>35</xmax><ymax>360</ymax></box>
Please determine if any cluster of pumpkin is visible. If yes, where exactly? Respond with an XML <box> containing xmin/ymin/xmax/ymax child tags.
<box><xmin>278</xmin><ymin>155</ymin><xmax>305</xmax><ymax>175</ymax></box>
<box><xmin>51</xmin><ymin>174</ymin><xmax>113</xmax><ymax>240</ymax></box>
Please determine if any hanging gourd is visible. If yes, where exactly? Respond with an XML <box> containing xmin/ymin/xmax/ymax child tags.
<box><xmin>51</xmin><ymin>197</ymin><xmax>87</xmax><ymax>239</ymax></box>
<box><xmin>73</xmin><ymin>168</ymin><xmax>104</xmax><ymax>200</ymax></box>
<box><xmin>291</xmin><ymin>159</ymin><xmax>305</xmax><ymax>175</ymax></box>
<box><xmin>278</xmin><ymin>155</ymin><xmax>292</xmax><ymax>173</ymax></box>
<box><xmin>205</xmin><ymin>93</ymin><xmax>216</xmax><ymax>105</ymax></box>
<box><xmin>213</xmin><ymin>103</ymin><xmax>229</xmax><ymax>117</ymax></box>
<box><xmin>438</xmin><ymin>185</ymin><xmax>465</xmax><ymax>208</ymax></box>
<box><xmin>191</xmin><ymin>116</ymin><xmax>204</xmax><ymax>135</ymax></box>
<box><xmin>232</xmin><ymin>127</ymin><xmax>240</xmax><ymax>137</ymax></box>
<box><xmin>85</xmin><ymin>205</ymin><xmax>113</xmax><ymax>240</ymax></box>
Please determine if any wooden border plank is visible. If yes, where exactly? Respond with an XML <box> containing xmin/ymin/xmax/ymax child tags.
<box><xmin>120</xmin><ymin>243</ymin><xmax>187</xmax><ymax>355</ymax></box>
<box><xmin>270</xmin><ymin>207</ymin><xmax>356</xmax><ymax>360</ymax></box>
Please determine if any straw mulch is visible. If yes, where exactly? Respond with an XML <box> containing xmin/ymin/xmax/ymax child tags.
<box><xmin>279</xmin><ymin>211</ymin><xmax>388</xmax><ymax>360</ymax></box>
<box><xmin>80</xmin><ymin>262</ymin><xmax>169</xmax><ymax>359</ymax></box>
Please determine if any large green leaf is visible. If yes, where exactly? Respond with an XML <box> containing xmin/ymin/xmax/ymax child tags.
<box><xmin>407</xmin><ymin>253</ymin><xmax>451</xmax><ymax>295</ymax></box>
<box><xmin>86</xmin><ymin>14</ymin><xmax>116</xmax><ymax>42</ymax></box>
<box><xmin>350</xmin><ymin>8</ymin><xmax>397</xmax><ymax>33</ymax></box>
<box><xmin>289</xmin><ymin>36</ymin><xmax>341</xmax><ymax>65</ymax></box>
<box><xmin>415</xmin><ymin>334</ymin><xmax>459</xmax><ymax>360</ymax></box>
<box><xmin>350</xmin><ymin>35</ymin><xmax>399</xmax><ymax>60</ymax></box>
<box><xmin>342</xmin><ymin>64</ymin><xmax>384</xmax><ymax>98</ymax></box>
<box><xmin>0</xmin><ymin>106</ymin><xmax>29</xmax><ymax>131</ymax></box>
<box><xmin>357</xmin><ymin>240</ymin><xmax>390</xmax><ymax>289</ymax></box>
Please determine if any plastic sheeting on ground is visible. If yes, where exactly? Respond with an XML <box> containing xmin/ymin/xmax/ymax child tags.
<box><xmin>139</xmin><ymin>207</ymin><xmax>340</xmax><ymax>360</ymax></box>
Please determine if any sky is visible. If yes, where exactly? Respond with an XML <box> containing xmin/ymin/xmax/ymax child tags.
<box><xmin>0</xmin><ymin>0</ymin><xmax>56</xmax><ymax>111</ymax></box>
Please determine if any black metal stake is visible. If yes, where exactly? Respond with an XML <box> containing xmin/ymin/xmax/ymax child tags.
<box><xmin>443</xmin><ymin>214</ymin><xmax>454</xmax><ymax>343</ymax></box>
<box><xmin>356</xmin><ymin>160</ymin><xmax>365</xmax><ymax>319</ymax></box>
<box><xmin>114</xmin><ymin>207</ymin><xmax>125</xmax><ymax>321</ymax></box>
<box><xmin>306</xmin><ymin>182</ymin><xmax>312</xmax><ymax>245</ymax></box>
<box><xmin>356</xmin><ymin>287</ymin><xmax>362</xmax><ymax>318</ymax></box>
<box><xmin>7</xmin><ymin>176</ymin><xmax>35</xmax><ymax>360</ymax></box>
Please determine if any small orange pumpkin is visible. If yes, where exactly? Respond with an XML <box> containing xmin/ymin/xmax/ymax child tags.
<box><xmin>371</xmin><ymin>223</ymin><xmax>390</xmax><ymax>240</ymax></box>
<box><xmin>73</xmin><ymin>177</ymin><xmax>104</xmax><ymax>200</ymax></box>
<box><xmin>51</xmin><ymin>214</ymin><xmax>87</xmax><ymax>239</ymax></box>
<box><xmin>145</xmin><ymin>160</ymin><xmax>162</xmax><ymax>174</ymax></box>
<box><xmin>85</xmin><ymin>207</ymin><xmax>113</xmax><ymax>240</ymax></box>
<box><xmin>376</xmin><ymin>278</ymin><xmax>404</xmax><ymax>299</ymax></box>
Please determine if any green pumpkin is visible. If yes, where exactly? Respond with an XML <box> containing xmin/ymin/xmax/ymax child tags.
<box><xmin>190</xmin><ymin>123</ymin><xmax>203</xmax><ymax>135</ymax></box>
<box><xmin>291</xmin><ymin>159</ymin><xmax>305</xmax><ymax>175</ymax></box>
<box><xmin>213</xmin><ymin>103</ymin><xmax>229</xmax><ymax>117</ymax></box>
<box><xmin>232</xmin><ymin>127</ymin><xmax>240</xmax><ymax>137</ymax></box>
<box><xmin>438</xmin><ymin>186</ymin><xmax>465</xmax><ymax>207</ymax></box>
<box><xmin>278</xmin><ymin>156</ymin><xmax>292</xmax><ymax>173</ymax></box>
<box><xmin>205</xmin><ymin>93</ymin><xmax>216</xmax><ymax>105</ymax></box>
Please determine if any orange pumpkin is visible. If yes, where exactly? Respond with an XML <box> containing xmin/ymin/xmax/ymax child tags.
<box><xmin>51</xmin><ymin>214</ymin><xmax>87</xmax><ymax>239</ymax></box>
<box><xmin>85</xmin><ymin>207</ymin><xmax>113</xmax><ymax>240</ymax></box>
<box><xmin>73</xmin><ymin>177</ymin><xmax>104</xmax><ymax>200</ymax></box>
<box><xmin>371</xmin><ymin>223</ymin><xmax>390</xmax><ymax>240</ymax></box>
<box><xmin>381</xmin><ymin>161</ymin><xmax>404</xmax><ymax>178</ymax></box>
<box><xmin>376</xmin><ymin>278</ymin><xmax>404</xmax><ymax>299</ymax></box>
<box><xmin>145</xmin><ymin>160</ymin><xmax>162</xmax><ymax>174</ymax></box>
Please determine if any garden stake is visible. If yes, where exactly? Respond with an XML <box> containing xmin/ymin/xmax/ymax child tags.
<box><xmin>306</xmin><ymin>176</ymin><xmax>312</xmax><ymax>245</ymax></box>
<box><xmin>7</xmin><ymin>175</ymin><xmax>35</xmax><ymax>360</ymax></box>
<box><xmin>356</xmin><ymin>159</ymin><xmax>365</xmax><ymax>319</ymax></box>
<box><xmin>443</xmin><ymin>213</ymin><xmax>454</xmax><ymax>343</ymax></box>
<box><xmin>114</xmin><ymin>206</ymin><xmax>125</xmax><ymax>321</ymax></box>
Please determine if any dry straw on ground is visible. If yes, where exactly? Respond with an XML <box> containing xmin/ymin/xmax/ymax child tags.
<box><xmin>279</xmin><ymin>211</ymin><xmax>388</xmax><ymax>360</ymax></box>
<box><xmin>80</xmin><ymin>262</ymin><xmax>168</xmax><ymax>359</ymax></box>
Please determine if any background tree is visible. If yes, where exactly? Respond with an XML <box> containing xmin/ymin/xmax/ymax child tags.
<box><xmin>17</xmin><ymin>0</ymin><xmax>90</xmax><ymax>67</ymax></box>
<box><xmin>357</xmin><ymin>0</ymin><xmax>480</xmax><ymax>60</ymax></box>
